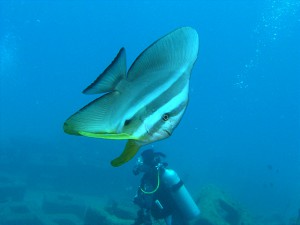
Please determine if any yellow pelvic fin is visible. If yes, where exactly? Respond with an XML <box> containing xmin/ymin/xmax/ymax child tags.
<box><xmin>111</xmin><ymin>140</ymin><xmax>142</xmax><ymax>167</ymax></box>
<box><xmin>79</xmin><ymin>131</ymin><xmax>136</xmax><ymax>140</ymax></box>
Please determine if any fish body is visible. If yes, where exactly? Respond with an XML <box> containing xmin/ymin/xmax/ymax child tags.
<box><xmin>63</xmin><ymin>27</ymin><xmax>199</xmax><ymax>166</ymax></box>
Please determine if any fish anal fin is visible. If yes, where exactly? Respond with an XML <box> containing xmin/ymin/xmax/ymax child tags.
<box><xmin>111</xmin><ymin>140</ymin><xmax>142</xmax><ymax>167</ymax></box>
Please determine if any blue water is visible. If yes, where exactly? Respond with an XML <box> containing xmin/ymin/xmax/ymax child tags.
<box><xmin>0</xmin><ymin>0</ymin><xmax>299</xmax><ymax>223</ymax></box>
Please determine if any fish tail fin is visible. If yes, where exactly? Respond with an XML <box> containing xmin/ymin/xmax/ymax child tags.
<box><xmin>111</xmin><ymin>140</ymin><xmax>142</xmax><ymax>167</ymax></box>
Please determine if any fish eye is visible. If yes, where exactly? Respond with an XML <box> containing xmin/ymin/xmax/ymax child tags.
<box><xmin>162</xmin><ymin>113</ymin><xmax>169</xmax><ymax>121</ymax></box>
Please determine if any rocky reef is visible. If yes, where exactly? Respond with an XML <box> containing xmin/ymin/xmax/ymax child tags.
<box><xmin>0</xmin><ymin>172</ymin><xmax>135</xmax><ymax>225</ymax></box>
<box><xmin>0</xmin><ymin>172</ymin><xmax>298</xmax><ymax>225</ymax></box>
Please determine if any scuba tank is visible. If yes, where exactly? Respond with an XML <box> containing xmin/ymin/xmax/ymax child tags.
<box><xmin>161</xmin><ymin>168</ymin><xmax>200</xmax><ymax>220</ymax></box>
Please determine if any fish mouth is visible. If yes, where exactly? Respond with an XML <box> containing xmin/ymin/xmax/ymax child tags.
<box><xmin>164</xmin><ymin>129</ymin><xmax>171</xmax><ymax>136</ymax></box>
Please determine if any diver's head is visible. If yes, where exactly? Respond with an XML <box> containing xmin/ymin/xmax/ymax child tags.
<box><xmin>133</xmin><ymin>149</ymin><xmax>167</xmax><ymax>175</ymax></box>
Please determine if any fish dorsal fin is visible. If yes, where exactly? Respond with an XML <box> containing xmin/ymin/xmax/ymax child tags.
<box><xmin>127</xmin><ymin>27</ymin><xmax>199</xmax><ymax>81</ymax></box>
<box><xmin>83</xmin><ymin>48</ymin><xmax>126</xmax><ymax>94</ymax></box>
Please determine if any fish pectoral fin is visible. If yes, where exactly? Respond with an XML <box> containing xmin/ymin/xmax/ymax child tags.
<box><xmin>111</xmin><ymin>140</ymin><xmax>142</xmax><ymax>167</ymax></box>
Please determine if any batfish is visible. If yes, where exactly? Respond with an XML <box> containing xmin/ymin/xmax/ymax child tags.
<box><xmin>63</xmin><ymin>27</ymin><xmax>199</xmax><ymax>166</ymax></box>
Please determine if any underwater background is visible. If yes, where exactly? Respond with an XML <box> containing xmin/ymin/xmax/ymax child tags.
<box><xmin>0</xmin><ymin>0</ymin><xmax>299</xmax><ymax>224</ymax></box>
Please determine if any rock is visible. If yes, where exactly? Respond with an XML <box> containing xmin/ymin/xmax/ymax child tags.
<box><xmin>288</xmin><ymin>209</ymin><xmax>300</xmax><ymax>225</ymax></box>
<box><xmin>9</xmin><ymin>204</ymin><xmax>31</xmax><ymax>214</ymax></box>
<box><xmin>42</xmin><ymin>193</ymin><xmax>86</xmax><ymax>219</ymax></box>
<box><xmin>50</xmin><ymin>214</ymin><xmax>82</xmax><ymax>225</ymax></box>
<box><xmin>0</xmin><ymin>202</ymin><xmax>44</xmax><ymax>225</ymax></box>
<box><xmin>104</xmin><ymin>199</ymin><xmax>136</xmax><ymax>220</ymax></box>
<box><xmin>0</xmin><ymin>216</ymin><xmax>45</xmax><ymax>225</ymax></box>
<box><xmin>0</xmin><ymin>183</ymin><xmax>25</xmax><ymax>203</ymax></box>
<box><xmin>192</xmin><ymin>185</ymin><xmax>257</xmax><ymax>225</ymax></box>
<box><xmin>84</xmin><ymin>207</ymin><xmax>108</xmax><ymax>225</ymax></box>
<box><xmin>84</xmin><ymin>206</ymin><xmax>134</xmax><ymax>225</ymax></box>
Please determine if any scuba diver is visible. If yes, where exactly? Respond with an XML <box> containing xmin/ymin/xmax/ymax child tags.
<box><xmin>132</xmin><ymin>149</ymin><xmax>200</xmax><ymax>225</ymax></box>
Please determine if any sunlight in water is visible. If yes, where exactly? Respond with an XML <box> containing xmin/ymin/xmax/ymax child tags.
<box><xmin>234</xmin><ymin>0</ymin><xmax>300</xmax><ymax>89</ymax></box>
<box><xmin>0</xmin><ymin>32</ymin><xmax>17</xmax><ymax>77</ymax></box>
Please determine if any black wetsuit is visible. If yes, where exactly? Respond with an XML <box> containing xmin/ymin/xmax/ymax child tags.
<box><xmin>132</xmin><ymin>168</ymin><xmax>188</xmax><ymax>225</ymax></box>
